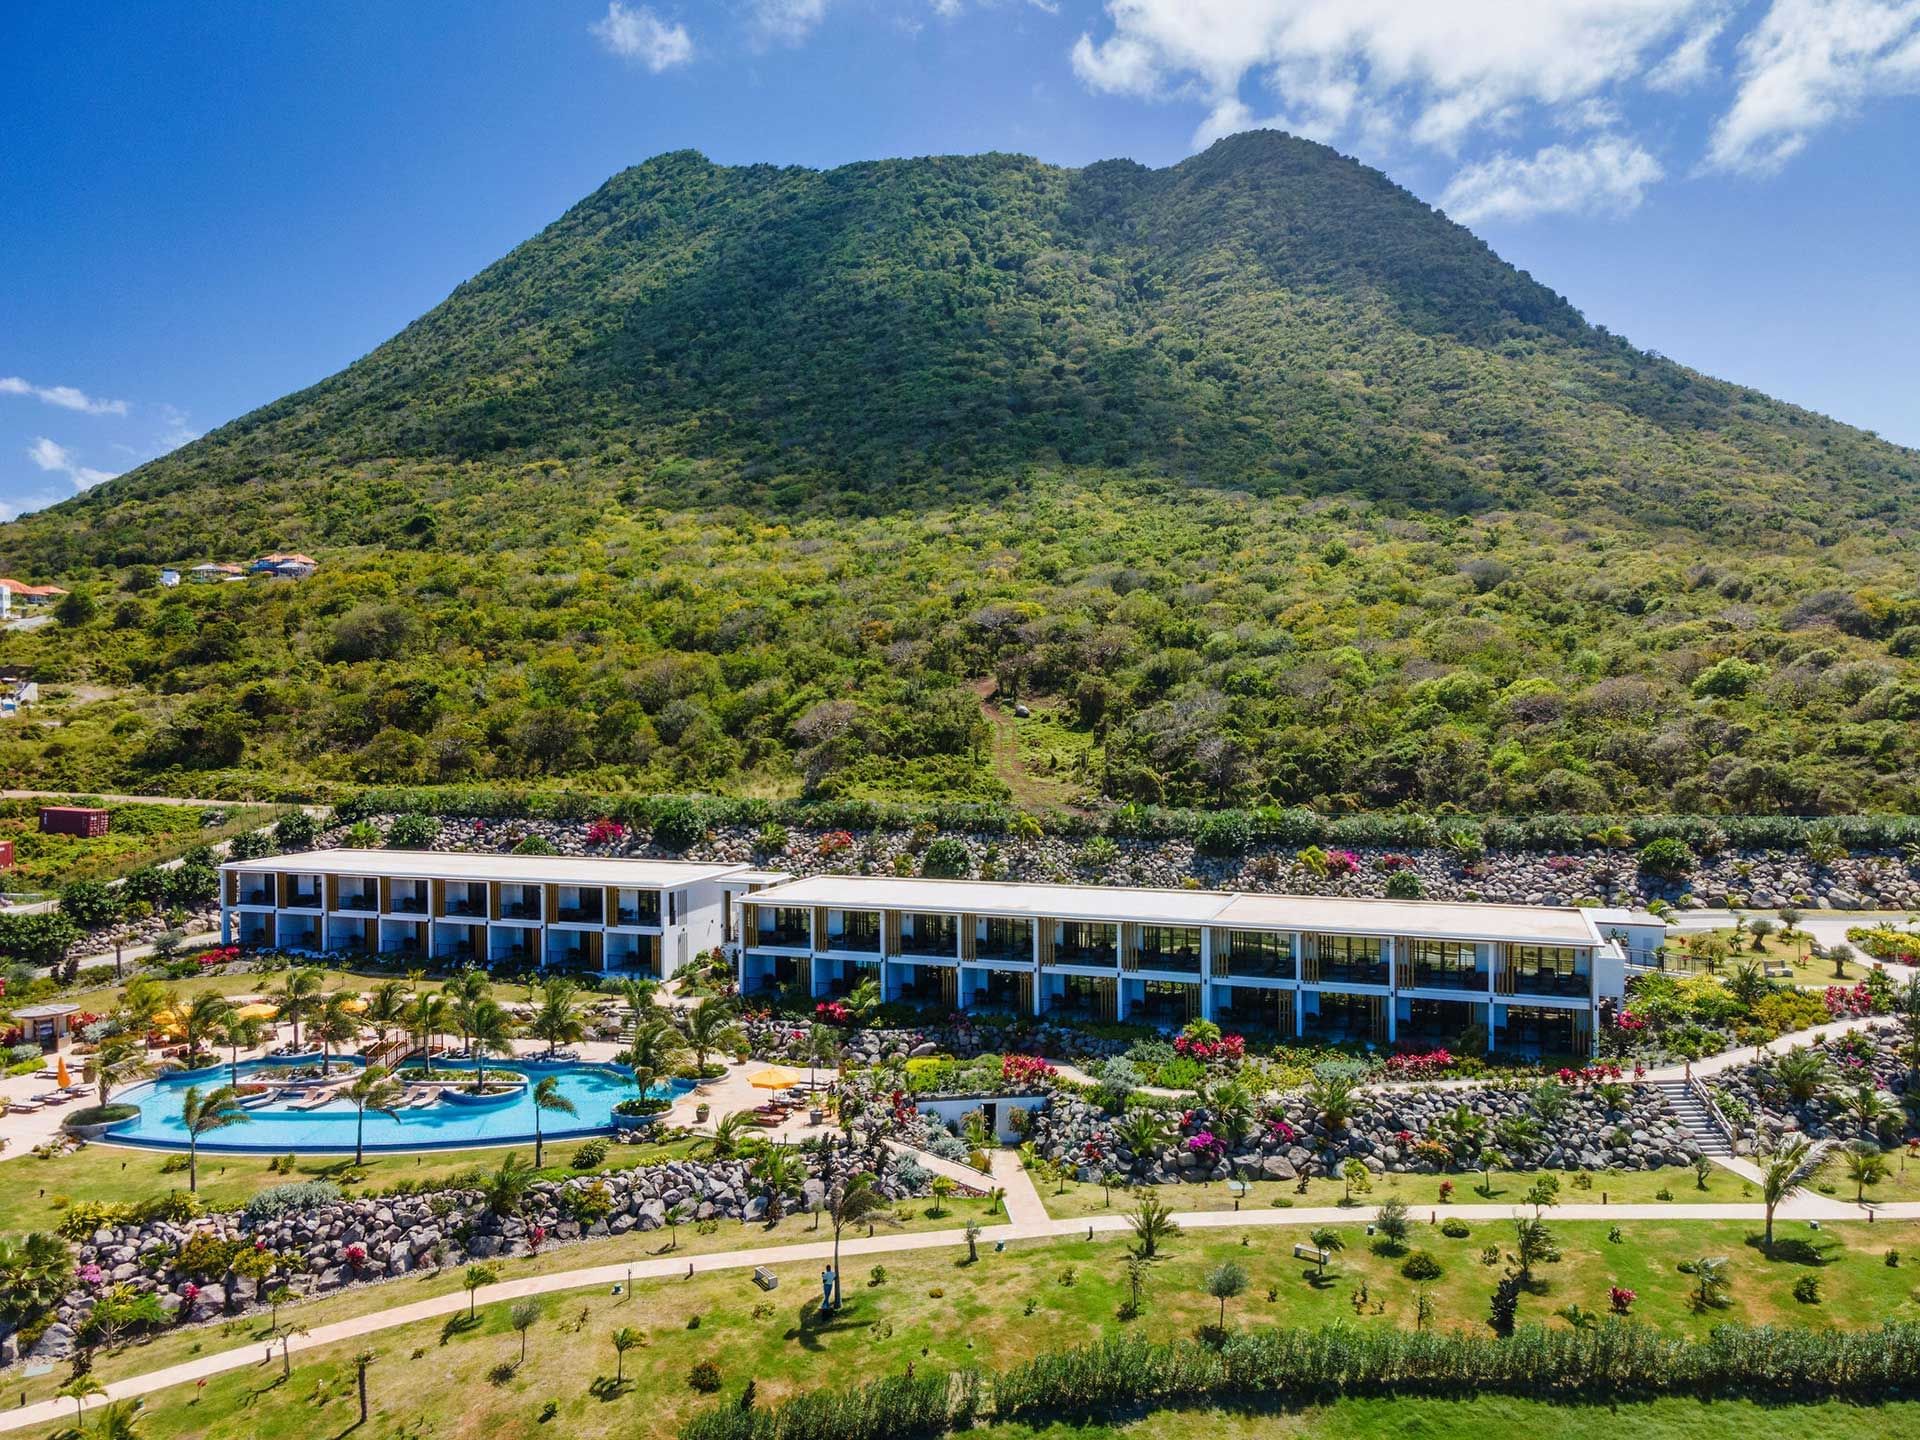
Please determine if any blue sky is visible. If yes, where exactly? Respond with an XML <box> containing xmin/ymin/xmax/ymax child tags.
<box><xmin>3</xmin><ymin>0</ymin><xmax>1916</xmax><ymax>523</ymax></box>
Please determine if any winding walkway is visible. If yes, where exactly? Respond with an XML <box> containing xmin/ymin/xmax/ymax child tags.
<box><xmin>9</xmin><ymin>1161</ymin><xmax>1915</xmax><ymax>1436</ymax></box>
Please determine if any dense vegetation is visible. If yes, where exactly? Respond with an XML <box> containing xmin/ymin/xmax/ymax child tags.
<box><xmin>0</xmin><ymin>134</ymin><xmax>1915</xmax><ymax>810</ymax></box>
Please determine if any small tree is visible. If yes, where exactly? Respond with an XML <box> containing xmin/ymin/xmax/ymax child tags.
<box><xmin>1841</xmin><ymin>1141</ymin><xmax>1892</xmax><ymax>1203</ymax></box>
<box><xmin>1340</xmin><ymin>1158</ymin><xmax>1372</xmax><ymax>1203</ymax></box>
<box><xmin>1126</xmin><ymin>1193</ymin><xmax>1180</xmax><ymax>1260</ymax></box>
<box><xmin>1759</xmin><ymin>1135</ymin><xmax>1823</xmax><ymax>1250</ymax></box>
<box><xmin>963</xmin><ymin>1219</ymin><xmax>982</xmax><ymax>1264</ymax></box>
<box><xmin>353</xmin><ymin>1348</ymin><xmax>376</xmax><ymax>1426</ymax></box>
<box><xmin>510</xmin><ymin>1301</ymin><xmax>540</xmax><ymax>1364</ymax></box>
<box><xmin>344</xmin><ymin>1064</ymin><xmax>405</xmax><ymax>1166</ymax></box>
<box><xmin>1509</xmin><ymin>1215</ymin><xmax>1556</xmax><ymax>1281</ymax></box>
<box><xmin>531</xmin><ymin>1075</ymin><xmax>577</xmax><ymax>1169</ymax></box>
<box><xmin>1374</xmin><ymin>1194</ymin><xmax>1411</xmax><ymax>1249</ymax></box>
<box><xmin>463</xmin><ymin>1264</ymin><xmax>498</xmax><ymax>1321</ymax></box>
<box><xmin>929</xmin><ymin>1176</ymin><xmax>957</xmax><ymax>1218</ymax></box>
<box><xmin>1307</xmin><ymin>1226</ymin><xmax>1343</xmax><ymax>1277</ymax></box>
<box><xmin>1205</xmin><ymin>1260</ymin><xmax>1248</xmax><ymax>1330</ymax></box>
<box><xmin>610</xmin><ymin>1325</ymin><xmax>643</xmax><ymax>1383</ymax></box>
<box><xmin>1691</xmin><ymin>1255</ymin><xmax>1731</xmax><ymax>1311</ymax></box>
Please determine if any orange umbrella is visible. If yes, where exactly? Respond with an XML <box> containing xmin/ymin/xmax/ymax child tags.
<box><xmin>56</xmin><ymin>1056</ymin><xmax>71</xmax><ymax>1088</ymax></box>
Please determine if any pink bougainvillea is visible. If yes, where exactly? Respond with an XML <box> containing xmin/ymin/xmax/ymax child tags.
<box><xmin>585</xmin><ymin>818</ymin><xmax>627</xmax><ymax>846</ymax></box>
<box><xmin>1001</xmin><ymin>1054</ymin><xmax>1056</xmax><ymax>1086</ymax></box>
<box><xmin>1609</xmin><ymin>1285</ymin><xmax>1637</xmax><ymax>1315</ymax></box>
<box><xmin>1823</xmin><ymin>983</ymin><xmax>1873</xmax><ymax>1018</ymax></box>
<box><xmin>1385</xmin><ymin>1048</ymin><xmax>1454</xmax><ymax>1078</ymax></box>
<box><xmin>814</xmin><ymin>1000</ymin><xmax>852</xmax><ymax>1025</ymax></box>
<box><xmin>1173</xmin><ymin>1032</ymin><xmax>1246</xmax><ymax>1063</ymax></box>
<box><xmin>1323</xmin><ymin>849</ymin><xmax>1360</xmax><ymax>876</ymax></box>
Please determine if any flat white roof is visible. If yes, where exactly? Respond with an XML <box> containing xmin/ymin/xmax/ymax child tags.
<box><xmin>745</xmin><ymin>875</ymin><xmax>1601</xmax><ymax>945</ymax></box>
<box><xmin>1585</xmin><ymin>907</ymin><xmax>1669</xmax><ymax>928</ymax></box>
<box><xmin>223</xmin><ymin>848</ymin><xmax>750</xmax><ymax>888</ymax></box>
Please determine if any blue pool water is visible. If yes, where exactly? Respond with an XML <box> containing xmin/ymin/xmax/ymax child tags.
<box><xmin>106</xmin><ymin>1057</ymin><xmax>691</xmax><ymax>1153</ymax></box>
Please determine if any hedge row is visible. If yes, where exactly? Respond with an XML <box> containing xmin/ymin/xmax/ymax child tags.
<box><xmin>682</xmin><ymin>1324</ymin><xmax>1920</xmax><ymax>1440</ymax></box>
<box><xmin>329</xmin><ymin>787</ymin><xmax>1920</xmax><ymax>854</ymax></box>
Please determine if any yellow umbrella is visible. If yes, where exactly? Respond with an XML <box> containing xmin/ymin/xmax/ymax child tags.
<box><xmin>340</xmin><ymin>997</ymin><xmax>368</xmax><ymax>1013</ymax></box>
<box><xmin>235</xmin><ymin>1002</ymin><xmax>278</xmax><ymax>1021</ymax></box>
<box><xmin>747</xmin><ymin>1067</ymin><xmax>804</xmax><ymax>1090</ymax></box>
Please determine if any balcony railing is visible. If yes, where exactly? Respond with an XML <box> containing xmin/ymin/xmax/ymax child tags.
<box><xmin>1134</xmin><ymin>948</ymin><xmax>1202</xmax><ymax>975</ymax></box>
<box><xmin>757</xmin><ymin>927</ymin><xmax>811</xmax><ymax>949</ymax></box>
<box><xmin>444</xmin><ymin>899</ymin><xmax>483</xmax><ymax>917</ymax></box>
<box><xmin>827</xmin><ymin>930</ymin><xmax>882</xmax><ymax>953</ymax></box>
<box><xmin>238</xmin><ymin>889</ymin><xmax>273</xmax><ymax>906</ymax></box>
<box><xmin>554</xmin><ymin>905</ymin><xmax>603</xmax><ymax>923</ymax></box>
<box><xmin>1053</xmin><ymin>946</ymin><xmax>1117</xmax><ymax>968</ymax></box>
<box><xmin>390</xmin><ymin>897</ymin><xmax>428</xmax><ymax>915</ymax></box>
<box><xmin>500</xmin><ymin>900</ymin><xmax>541</xmax><ymax>920</ymax></box>
<box><xmin>973</xmin><ymin>945</ymin><xmax>1030</xmax><ymax>965</ymax></box>
<box><xmin>1508</xmin><ymin>970</ymin><xmax>1591</xmax><ymax>998</ymax></box>
<box><xmin>283</xmin><ymin>893</ymin><xmax>321</xmax><ymax>909</ymax></box>
<box><xmin>337</xmin><ymin>895</ymin><xmax>376</xmax><ymax>912</ymax></box>
<box><xmin>899</xmin><ymin>934</ymin><xmax>958</xmax><ymax>958</ymax></box>
<box><xmin>1225</xmin><ymin>955</ymin><xmax>1294</xmax><ymax>981</ymax></box>
<box><xmin>1407</xmin><ymin>966</ymin><xmax>1487</xmax><ymax>992</ymax></box>
<box><xmin>615</xmin><ymin>907</ymin><xmax>662</xmax><ymax>927</ymax></box>
<box><xmin>1317</xmin><ymin>961</ymin><xmax>1390</xmax><ymax>987</ymax></box>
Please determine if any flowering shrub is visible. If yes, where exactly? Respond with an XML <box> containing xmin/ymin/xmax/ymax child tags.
<box><xmin>817</xmin><ymin>830</ymin><xmax>854</xmax><ymax>857</ymax></box>
<box><xmin>528</xmin><ymin>1224</ymin><xmax>546</xmax><ymax>1253</ymax></box>
<box><xmin>585</xmin><ymin>818</ymin><xmax>627</xmax><ymax>846</ymax></box>
<box><xmin>343</xmin><ymin>1244</ymin><xmax>367</xmax><ymax>1270</ymax></box>
<box><xmin>1001</xmin><ymin>1054</ymin><xmax>1056</xmax><ymax>1086</ymax></box>
<box><xmin>196</xmin><ymin>946</ymin><xmax>242</xmax><ymax>968</ymax></box>
<box><xmin>1385</xmin><ymin>1048</ymin><xmax>1454</xmax><ymax>1079</ymax></box>
<box><xmin>1267</xmin><ymin>1117</ymin><xmax>1298</xmax><ymax>1143</ymax></box>
<box><xmin>1377</xmin><ymin>853</ymin><xmax>1415</xmax><ymax>871</ymax></box>
<box><xmin>1324</xmin><ymin>849</ymin><xmax>1360</xmax><ymax>876</ymax></box>
<box><xmin>1545</xmin><ymin>855</ymin><xmax>1582</xmax><ymax>874</ymax></box>
<box><xmin>78</xmin><ymin>1262</ymin><xmax>104</xmax><ymax>1288</ymax></box>
<box><xmin>1823</xmin><ymin>983</ymin><xmax>1873</xmax><ymax>1018</ymax></box>
<box><xmin>1555</xmin><ymin>1063</ymin><xmax>1624</xmax><ymax>1086</ymax></box>
<box><xmin>1173</xmin><ymin>1032</ymin><xmax>1246</xmax><ymax>1064</ymax></box>
<box><xmin>1437</xmin><ymin>1180</ymin><xmax>1454</xmax><ymax>1204</ymax></box>
<box><xmin>1609</xmin><ymin>1285</ymin><xmax>1637</xmax><ymax>1315</ymax></box>
<box><xmin>1611</xmin><ymin>1008</ymin><xmax>1647</xmax><ymax>1033</ymax></box>
<box><xmin>814</xmin><ymin>1000</ymin><xmax>852</xmax><ymax>1026</ymax></box>
<box><xmin>1186</xmin><ymin>1130</ymin><xmax>1221</xmax><ymax>1157</ymax></box>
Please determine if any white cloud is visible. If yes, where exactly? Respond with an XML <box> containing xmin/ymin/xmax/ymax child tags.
<box><xmin>1070</xmin><ymin>0</ymin><xmax>1713</xmax><ymax>153</ymax></box>
<box><xmin>1646</xmin><ymin>12</ymin><xmax>1730</xmax><ymax>89</ymax></box>
<box><xmin>590</xmin><ymin>2</ymin><xmax>694</xmax><ymax>71</ymax></box>
<box><xmin>1439</xmin><ymin>135</ymin><xmax>1665</xmax><ymax>221</ymax></box>
<box><xmin>752</xmin><ymin>0</ymin><xmax>831</xmax><ymax>45</ymax></box>
<box><xmin>0</xmin><ymin>374</ymin><xmax>129</xmax><ymax>416</ymax></box>
<box><xmin>1708</xmin><ymin>0</ymin><xmax>1920</xmax><ymax>172</ymax></box>
<box><xmin>27</xmin><ymin>436</ymin><xmax>118</xmax><ymax>491</ymax></box>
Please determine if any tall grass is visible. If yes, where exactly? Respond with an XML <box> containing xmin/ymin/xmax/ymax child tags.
<box><xmin>682</xmin><ymin>1322</ymin><xmax>1920</xmax><ymax>1440</ymax></box>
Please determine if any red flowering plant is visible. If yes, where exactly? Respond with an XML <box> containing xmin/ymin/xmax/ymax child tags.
<box><xmin>343</xmin><ymin>1244</ymin><xmax>367</xmax><ymax>1271</ymax></box>
<box><xmin>1324</xmin><ymin>849</ymin><xmax>1360</xmax><ymax>876</ymax></box>
<box><xmin>1001</xmin><ymin>1054</ymin><xmax>1056</xmax><ymax>1086</ymax></box>
<box><xmin>1377</xmin><ymin>853</ymin><xmax>1415</xmax><ymax>871</ymax></box>
<box><xmin>1609</xmin><ymin>1285</ymin><xmax>1637</xmax><ymax>1316</ymax></box>
<box><xmin>1173</xmin><ymin>1032</ymin><xmax>1247</xmax><ymax>1064</ymax></box>
<box><xmin>1267</xmin><ymin>1116</ymin><xmax>1299</xmax><ymax>1143</ymax></box>
<box><xmin>528</xmin><ymin>1225</ymin><xmax>546</xmax><ymax>1253</ymax></box>
<box><xmin>817</xmin><ymin>830</ymin><xmax>855</xmax><ymax>857</ymax></box>
<box><xmin>1438</xmin><ymin>1179</ymin><xmax>1454</xmax><ymax>1203</ymax></box>
<box><xmin>814</xmin><ymin>1000</ymin><xmax>853</xmax><ymax>1025</ymax></box>
<box><xmin>1823</xmin><ymin>983</ymin><xmax>1873</xmax><ymax>1018</ymax></box>
<box><xmin>585</xmin><ymin>818</ymin><xmax>627</xmax><ymax>846</ymax></box>
<box><xmin>1385</xmin><ymin>1048</ymin><xmax>1454</xmax><ymax>1079</ymax></box>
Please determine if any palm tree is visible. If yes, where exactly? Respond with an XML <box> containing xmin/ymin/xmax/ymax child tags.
<box><xmin>345</xmin><ymin>1064</ymin><xmax>406</xmax><ymax>1165</ymax></box>
<box><xmin>1477</xmin><ymin>1146</ymin><xmax>1508</xmax><ymax>1199</ymax></box>
<box><xmin>614</xmin><ymin>976</ymin><xmax>656</xmax><ymax>1035</ymax></box>
<box><xmin>1113</xmin><ymin>1109</ymin><xmax>1170</xmax><ymax>1167</ymax></box>
<box><xmin>749</xmin><ymin>1143</ymin><xmax>801</xmax><ymax>1222</ymax></box>
<box><xmin>1126</xmin><ymin>1193</ymin><xmax>1180</xmax><ymax>1259</ymax></box>
<box><xmin>309</xmin><ymin>993</ymin><xmax>363</xmax><ymax>1078</ymax></box>
<box><xmin>1690</xmin><ymin>1254</ymin><xmax>1730</xmax><ymax>1310</ymax></box>
<box><xmin>269</xmin><ymin>966</ymin><xmax>325</xmax><ymax>1049</ymax></box>
<box><xmin>218</xmin><ymin>1011</ymin><xmax>265</xmax><ymax>1088</ymax></box>
<box><xmin>353</xmin><ymin>1348</ymin><xmax>376</xmax><ymax>1427</ymax></box>
<box><xmin>363</xmin><ymin>979</ymin><xmax>411</xmax><ymax>1052</ymax></box>
<box><xmin>0</xmin><ymin>1232</ymin><xmax>78</xmax><ymax>1322</ymax></box>
<box><xmin>528</xmin><ymin>977</ymin><xmax>585</xmax><ymax>1056</ymax></box>
<box><xmin>1305</xmin><ymin>1075</ymin><xmax>1358</xmax><ymax>1132</ymax></box>
<box><xmin>477</xmin><ymin>1152</ymin><xmax>538</xmax><ymax>1217</ymax></box>
<box><xmin>1840</xmin><ymin>1141</ymin><xmax>1891</xmax><ymax>1203</ymax></box>
<box><xmin>825</xmin><ymin>1171</ymin><xmax>896</xmax><ymax>1307</ymax></box>
<box><xmin>406</xmin><ymin>992</ymin><xmax>449</xmax><ymax>1074</ymax></box>
<box><xmin>1726</xmin><ymin>959</ymin><xmax>1772</xmax><ymax>1009</ymax></box>
<box><xmin>90</xmin><ymin>1032</ymin><xmax>150</xmax><ymax>1108</ymax></box>
<box><xmin>462</xmin><ymin>1263</ymin><xmax>497</xmax><ymax>1320</ymax></box>
<box><xmin>1758</xmin><ymin>1134</ymin><xmax>1825</xmax><ymax>1250</ymax></box>
<box><xmin>1306</xmin><ymin>1226</ymin><xmax>1342</xmax><ymax>1277</ymax></box>
<box><xmin>806</xmin><ymin>1024</ymin><xmax>841</xmax><ymax>1087</ymax></box>
<box><xmin>1510</xmin><ymin>1214</ymin><xmax>1555</xmax><ymax>1280</ymax></box>
<box><xmin>510</xmin><ymin>1301</ymin><xmax>540</xmax><ymax>1364</ymax></box>
<box><xmin>531</xmin><ymin>1074</ymin><xmax>576</xmax><ymax>1168</ymax></box>
<box><xmin>1494</xmin><ymin>1114</ymin><xmax>1543</xmax><ymax>1162</ymax></box>
<box><xmin>1772</xmin><ymin>1047</ymin><xmax>1828</xmax><ymax>1104</ymax></box>
<box><xmin>707</xmin><ymin>1110</ymin><xmax>755</xmax><ymax>1159</ymax></box>
<box><xmin>456</xmin><ymin>997</ymin><xmax>517</xmax><ymax>1093</ymax></box>
<box><xmin>177</xmin><ymin>991</ymin><xmax>232</xmax><ymax>1064</ymax></box>
<box><xmin>1831</xmin><ymin>1081</ymin><xmax>1901</xmax><ymax>1141</ymax></box>
<box><xmin>609</xmin><ymin>1326</ymin><xmax>642</xmax><ymax>1383</ymax></box>
<box><xmin>180</xmin><ymin>1084</ymin><xmax>250</xmax><ymax>1192</ymax></box>
<box><xmin>625</xmin><ymin>1015</ymin><xmax>690</xmax><ymax>1104</ymax></box>
<box><xmin>1434</xmin><ymin>1104</ymin><xmax>1486</xmax><ymax>1163</ymax></box>
<box><xmin>55</xmin><ymin>1373</ymin><xmax>105</xmax><ymax>1427</ymax></box>
<box><xmin>679</xmin><ymin>997</ymin><xmax>744</xmax><ymax>1075</ymax></box>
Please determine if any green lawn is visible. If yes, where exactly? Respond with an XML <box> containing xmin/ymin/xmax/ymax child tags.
<box><xmin>57</xmin><ymin>965</ymin><xmax>545</xmax><ymax>1019</ymax></box>
<box><xmin>0</xmin><ymin>1134</ymin><xmax>710</xmax><ymax>1237</ymax></box>
<box><xmin>1675</xmin><ymin>927</ymin><xmax>1864</xmax><ymax>988</ymax></box>
<box><xmin>0</xmin><ymin>800</ymin><xmax>288</xmax><ymax>892</ymax></box>
<box><xmin>1034</xmin><ymin>1164</ymin><xmax>1759</xmax><ymax>1219</ymax></box>
<box><xmin>42</xmin><ymin>1218</ymin><xmax>1920</xmax><ymax>1440</ymax></box>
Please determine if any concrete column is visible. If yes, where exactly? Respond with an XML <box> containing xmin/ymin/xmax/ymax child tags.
<box><xmin>220</xmin><ymin>906</ymin><xmax>231</xmax><ymax>945</ymax></box>
<box><xmin>1199</xmin><ymin>931</ymin><xmax>1214</xmax><ymax>1022</ymax></box>
<box><xmin>1385</xmin><ymin>996</ymin><xmax>1398</xmax><ymax>1045</ymax></box>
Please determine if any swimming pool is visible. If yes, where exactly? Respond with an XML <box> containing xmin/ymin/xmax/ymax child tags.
<box><xmin>104</xmin><ymin>1057</ymin><xmax>693</xmax><ymax>1153</ymax></box>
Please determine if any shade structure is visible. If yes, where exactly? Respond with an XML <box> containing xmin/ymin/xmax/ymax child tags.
<box><xmin>747</xmin><ymin>1066</ymin><xmax>804</xmax><ymax>1090</ymax></box>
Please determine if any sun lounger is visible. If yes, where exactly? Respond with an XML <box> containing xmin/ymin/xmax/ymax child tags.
<box><xmin>35</xmin><ymin>1092</ymin><xmax>70</xmax><ymax>1106</ymax></box>
<box><xmin>8</xmin><ymin>1097</ymin><xmax>43</xmax><ymax>1112</ymax></box>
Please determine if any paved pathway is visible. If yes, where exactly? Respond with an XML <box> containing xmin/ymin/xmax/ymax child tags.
<box><xmin>13</xmin><ymin>1173</ymin><xmax>1915</xmax><ymax>1435</ymax></box>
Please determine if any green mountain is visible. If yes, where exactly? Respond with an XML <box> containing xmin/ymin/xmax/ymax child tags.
<box><xmin>1</xmin><ymin>133</ymin><xmax>1916</xmax><ymax>813</ymax></box>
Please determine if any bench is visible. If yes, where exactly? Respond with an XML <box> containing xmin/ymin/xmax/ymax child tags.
<box><xmin>752</xmin><ymin>1267</ymin><xmax>778</xmax><ymax>1291</ymax></box>
<box><xmin>1292</xmin><ymin>1243</ymin><xmax>1329</xmax><ymax>1266</ymax></box>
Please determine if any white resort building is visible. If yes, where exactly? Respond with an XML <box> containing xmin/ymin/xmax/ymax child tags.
<box><xmin>736</xmin><ymin>876</ymin><xmax>1627</xmax><ymax>1055</ymax></box>
<box><xmin>219</xmin><ymin>850</ymin><xmax>779</xmax><ymax>980</ymax></box>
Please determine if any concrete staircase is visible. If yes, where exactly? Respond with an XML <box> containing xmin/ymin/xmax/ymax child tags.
<box><xmin>1652</xmin><ymin>1079</ymin><xmax>1733</xmax><ymax>1156</ymax></box>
